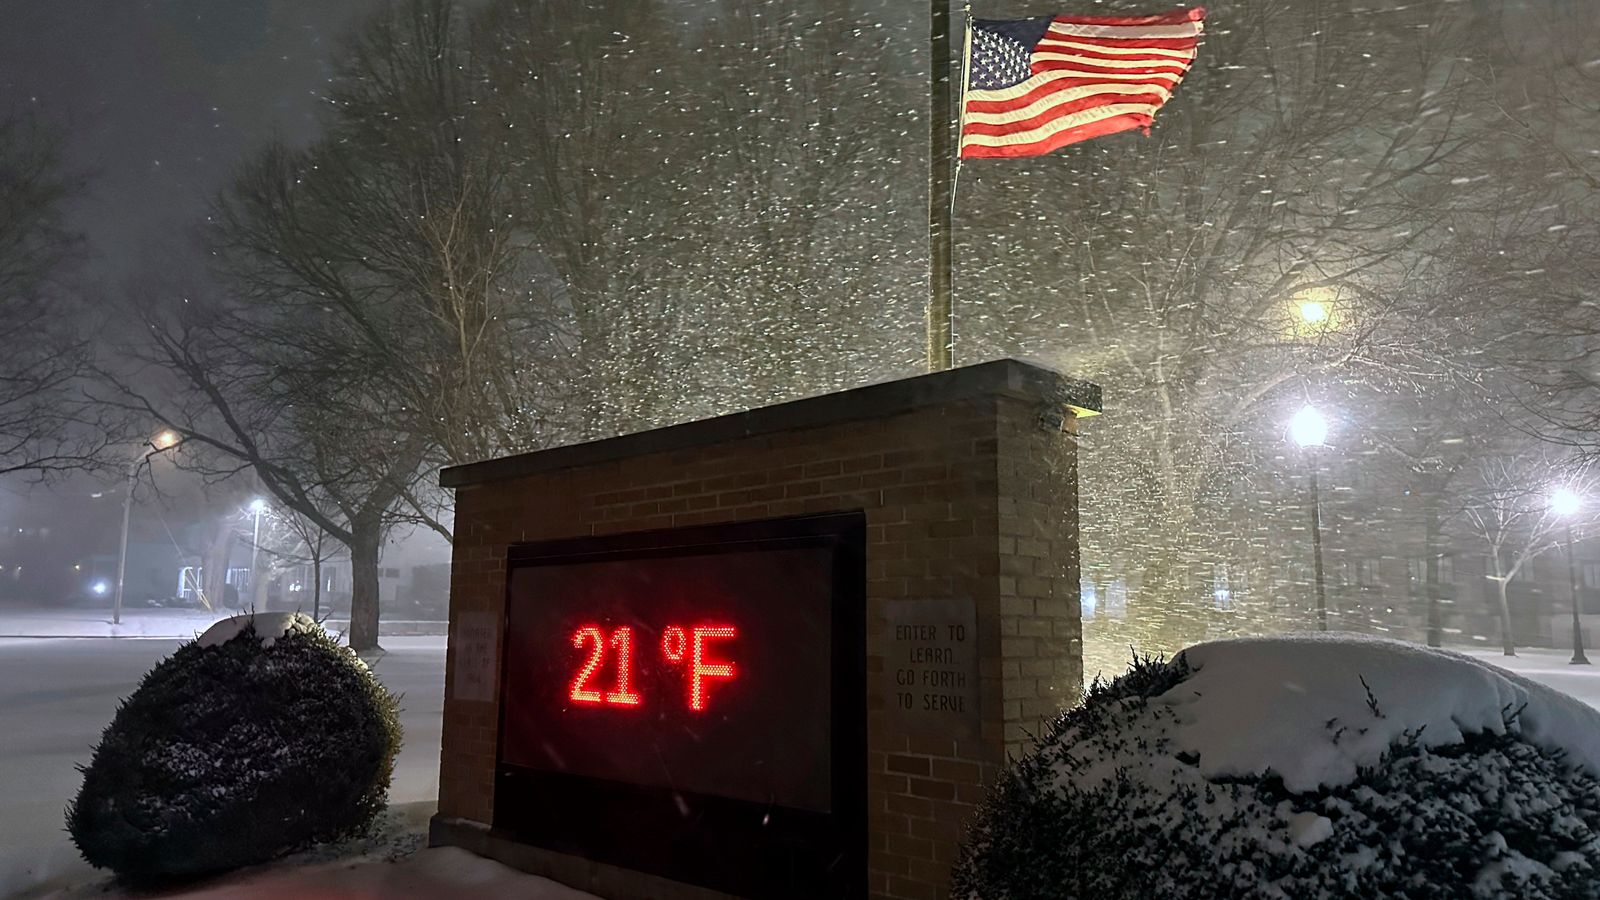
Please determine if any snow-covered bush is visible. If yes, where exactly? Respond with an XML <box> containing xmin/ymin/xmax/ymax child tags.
<box><xmin>954</xmin><ymin>635</ymin><xmax>1600</xmax><ymax>900</ymax></box>
<box><xmin>67</xmin><ymin>613</ymin><xmax>402</xmax><ymax>881</ymax></box>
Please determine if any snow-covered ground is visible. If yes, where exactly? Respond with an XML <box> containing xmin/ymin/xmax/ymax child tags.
<box><xmin>0</xmin><ymin>635</ymin><xmax>446</xmax><ymax>899</ymax></box>
<box><xmin>0</xmin><ymin>606</ymin><xmax>445</xmax><ymax>640</ymax></box>
<box><xmin>1458</xmin><ymin>645</ymin><xmax>1600</xmax><ymax>710</ymax></box>
<box><xmin>2</xmin><ymin>633</ymin><xmax>1597</xmax><ymax>898</ymax></box>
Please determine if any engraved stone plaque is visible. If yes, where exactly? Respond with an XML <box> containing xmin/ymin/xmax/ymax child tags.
<box><xmin>885</xmin><ymin>598</ymin><xmax>980</xmax><ymax>737</ymax></box>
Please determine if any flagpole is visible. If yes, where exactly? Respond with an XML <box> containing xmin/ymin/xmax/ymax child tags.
<box><xmin>926</xmin><ymin>0</ymin><xmax>954</xmax><ymax>371</ymax></box>
<box><xmin>952</xmin><ymin>4</ymin><xmax>974</xmax><ymax>229</ymax></box>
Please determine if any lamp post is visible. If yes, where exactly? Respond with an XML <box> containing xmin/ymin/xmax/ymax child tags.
<box><xmin>248</xmin><ymin>497</ymin><xmax>268</xmax><ymax>604</ymax></box>
<box><xmin>1551</xmin><ymin>488</ymin><xmax>1589</xmax><ymax>665</ymax></box>
<box><xmin>1290</xmin><ymin>406</ymin><xmax>1330</xmax><ymax>631</ymax></box>
<box><xmin>114</xmin><ymin>430</ymin><xmax>179</xmax><ymax>625</ymax></box>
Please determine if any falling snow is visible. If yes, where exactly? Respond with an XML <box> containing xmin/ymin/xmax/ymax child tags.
<box><xmin>1</xmin><ymin>0</ymin><xmax>1599</xmax><ymax>894</ymax></box>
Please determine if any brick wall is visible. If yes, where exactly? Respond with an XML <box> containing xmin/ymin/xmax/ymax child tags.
<box><xmin>995</xmin><ymin>394</ymin><xmax>1084</xmax><ymax>758</ymax></box>
<box><xmin>434</xmin><ymin>367</ymin><xmax>1089</xmax><ymax>900</ymax></box>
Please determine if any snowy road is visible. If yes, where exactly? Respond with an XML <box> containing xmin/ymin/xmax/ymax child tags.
<box><xmin>0</xmin><ymin>636</ymin><xmax>446</xmax><ymax>897</ymax></box>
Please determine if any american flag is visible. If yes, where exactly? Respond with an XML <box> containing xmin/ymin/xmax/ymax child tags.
<box><xmin>959</xmin><ymin>7</ymin><xmax>1205</xmax><ymax>159</ymax></box>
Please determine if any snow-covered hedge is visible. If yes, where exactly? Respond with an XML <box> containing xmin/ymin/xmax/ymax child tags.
<box><xmin>954</xmin><ymin>635</ymin><xmax>1600</xmax><ymax>900</ymax></box>
<box><xmin>67</xmin><ymin>613</ymin><xmax>402</xmax><ymax>881</ymax></box>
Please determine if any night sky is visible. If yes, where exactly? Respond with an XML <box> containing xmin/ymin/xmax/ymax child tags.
<box><xmin>0</xmin><ymin>0</ymin><xmax>379</xmax><ymax>283</ymax></box>
<box><xmin>0</xmin><ymin>1</ymin><xmax>380</xmax><ymax>524</ymax></box>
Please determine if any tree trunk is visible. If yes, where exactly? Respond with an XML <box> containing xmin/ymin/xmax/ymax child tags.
<box><xmin>1424</xmin><ymin>505</ymin><xmax>1443</xmax><ymax>647</ymax></box>
<box><xmin>202</xmin><ymin>526</ymin><xmax>234</xmax><ymax>612</ymax></box>
<box><xmin>252</xmin><ymin>568</ymin><xmax>270</xmax><ymax>611</ymax></box>
<box><xmin>312</xmin><ymin>553</ymin><xmax>323</xmax><ymax>622</ymax></box>
<box><xmin>1133</xmin><ymin>551</ymin><xmax>1205</xmax><ymax>656</ymax></box>
<box><xmin>347</xmin><ymin>523</ymin><xmax>382</xmax><ymax>652</ymax></box>
<box><xmin>1496</xmin><ymin>577</ymin><xmax>1516</xmax><ymax>657</ymax></box>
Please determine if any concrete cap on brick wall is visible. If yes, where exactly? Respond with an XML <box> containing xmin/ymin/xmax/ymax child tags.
<box><xmin>440</xmin><ymin>358</ymin><xmax>1101</xmax><ymax>489</ymax></box>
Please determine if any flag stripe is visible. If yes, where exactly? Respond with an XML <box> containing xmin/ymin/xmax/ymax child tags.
<box><xmin>962</xmin><ymin>112</ymin><xmax>1155</xmax><ymax>158</ymax></box>
<box><xmin>964</xmin><ymin>93</ymin><xmax>1168</xmax><ymax>137</ymax></box>
<box><xmin>1047</xmin><ymin>21</ymin><xmax>1202</xmax><ymax>39</ymax></box>
<box><xmin>1031</xmin><ymin>51</ymin><xmax>1192</xmax><ymax>70</ymax></box>
<box><xmin>1052</xmin><ymin>7</ymin><xmax>1206</xmax><ymax>26</ymax></box>
<box><xmin>1039</xmin><ymin>36</ymin><xmax>1202</xmax><ymax>51</ymax></box>
<box><xmin>964</xmin><ymin>82</ymin><xmax>1172</xmax><ymax>125</ymax></box>
<box><xmin>962</xmin><ymin>102</ymin><xmax>1160</xmax><ymax>149</ymax></box>
<box><xmin>1035</xmin><ymin>38</ymin><xmax>1198</xmax><ymax>60</ymax></box>
<box><xmin>965</xmin><ymin>77</ymin><xmax>1174</xmax><ymax>117</ymax></box>
<box><xmin>967</xmin><ymin>67</ymin><xmax>1181</xmax><ymax>105</ymax></box>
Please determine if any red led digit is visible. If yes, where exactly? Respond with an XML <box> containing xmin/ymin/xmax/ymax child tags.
<box><xmin>569</xmin><ymin>626</ymin><xmax>606</xmax><ymax>704</ymax></box>
<box><xmin>688</xmin><ymin>625</ymin><xmax>737</xmax><ymax>712</ymax></box>
<box><xmin>606</xmin><ymin>626</ymin><xmax>642</xmax><ymax>706</ymax></box>
<box><xmin>661</xmin><ymin>625</ymin><xmax>687</xmax><ymax>662</ymax></box>
<box><xmin>571</xmin><ymin>621</ymin><xmax>737</xmax><ymax>712</ymax></box>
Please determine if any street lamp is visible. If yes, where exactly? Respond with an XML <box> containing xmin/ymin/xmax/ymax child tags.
<box><xmin>1292</xmin><ymin>286</ymin><xmax>1337</xmax><ymax>335</ymax></box>
<box><xmin>113</xmin><ymin>429</ymin><xmax>180</xmax><ymax>624</ymax></box>
<box><xmin>248</xmin><ymin>497</ymin><xmax>268</xmax><ymax>604</ymax></box>
<box><xmin>1290</xmin><ymin>406</ymin><xmax>1330</xmax><ymax>631</ymax></box>
<box><xmin>1552</xmin><ymin>488</ymin><xmax>1589</xmax><ymax>665</ymax></box>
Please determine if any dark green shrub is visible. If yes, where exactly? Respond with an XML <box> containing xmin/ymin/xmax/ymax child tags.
<box><xmin>67</xmin><ymin>615</ymin><xmax>402</xmax><ymax>881</ymax></box>
<box><xmin>953</xmin><ymin>650</ymin><xmax>1600</xmax><ymax>900</ymax></box>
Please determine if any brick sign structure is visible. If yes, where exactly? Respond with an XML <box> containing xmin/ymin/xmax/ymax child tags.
<box><xmin>431</xmin><ymin>358</ymin><xmax>1100</xmax><ymax>900</ymax></box>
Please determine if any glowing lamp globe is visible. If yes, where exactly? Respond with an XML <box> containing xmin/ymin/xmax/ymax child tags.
<box><xmin>1289</xmin><ymin>406</ymin><xmax>1329</xmax><ymax>448</ymax></box>
<box><xmin>248</xmin><ymin>498</ymin><xmax>268</xmax><ymax>515</ymax></box>
<box><xmin>1298</xmin><ymin>301</ymin><xmax>1329</xmax><ymax>324</ymax></box>
<box><xmin>1552</xmin><ymin>489</ymin><xmax>1582</xmax><ymax>518</ymax></box>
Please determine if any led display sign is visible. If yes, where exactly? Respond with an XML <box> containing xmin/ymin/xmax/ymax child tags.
<box><xmin>494</xmin><ymin>513</ymin><xmax>866</xmax><ymax>899</ymax></box>
<box><xmin>502</xmin><ymin>546</ymin><xmax>835</xmax><ymax>811</ymax></box>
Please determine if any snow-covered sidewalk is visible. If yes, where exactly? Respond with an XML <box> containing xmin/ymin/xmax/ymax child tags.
<box><xmin>0</xmin><ymin>606</ymin><xmax>447</xmax><ymax>641</ymax></box>
<box><xmin>162</xmin><ymin>846</ymin><xmax>600</xmax><ymax>900</ymax></box>
<box><xmin>11</xmin><ymin>803</ymin><xmax>598</xmax><ymax>900</ymax></box>
<box><xmin>0</xmin><ymin>607</ymin><xmax>234</xmax><ymax>639</ymax></box>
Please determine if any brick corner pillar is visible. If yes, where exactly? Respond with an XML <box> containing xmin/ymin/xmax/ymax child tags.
<box><xmin>429</xmin><ymin>358</ymin><xmax>1101</xmax><ymax>900</ymax></box>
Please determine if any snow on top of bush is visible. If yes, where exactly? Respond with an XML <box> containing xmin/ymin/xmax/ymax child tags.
<box><xmin>960</xmin><ymin>634</ymin><xmax>1600</xmax><ymax>898</ymax></box>
<box><xmin>197</xmin><ymin>612</ymin><xmax>320</xmax><ymax>650</ymax></box>
<box><xmin>1152</xmin><ymin>633</ymin><xmax>1600</xmax><ymax>792</ymax></box>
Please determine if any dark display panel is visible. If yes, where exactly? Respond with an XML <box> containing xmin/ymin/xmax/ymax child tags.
<box><xmin>493</xmin><ymin>513</ymin><xmax>866</xmax><ymax>900</ymax></box>
<box><xmin>501</xmin><ymin>546</ymin><xmax>834</xmax><ymax>812</ymax></box>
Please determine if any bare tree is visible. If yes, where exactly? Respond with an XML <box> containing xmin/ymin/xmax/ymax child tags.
<box><xmin>207</xmin><ymin>0</ymin><xmax>570</xmax><ymax>498</ymax></box>
<box><xmin>279</xmin><ymin>509</ymin><xmax>335</xmax><ymax>622</ymax></box>
<box><xmin>98</xmin><ymin>0</ymin><xmax>571</xmax><ymax>650</ymax></box>
<box><xmin>1454</xmin><ymin>447</ymin><xmax>1594</xmax><ymax>656</ymax></box>
<box><xmin>470</xmin><ymin>0</ymin><xmax>679</xmax><ymax>437</ymax></box>
<box><xmin>96</xmin><ymin>278</ymin><xmax>430</xmax><ymax>652</ymax></box>
<box><xmin>237</xmin><ymin>501</ymin><xmax>337</xmax><ymax>621</ymax></box>
<box><xmin>958</xmin><ymin>0</ymin><xmax>1556</xmax><ymax>654</ymax></box>
<box><xmin>0</xmin><ymin>111</ymin><xmax>113</xmax><ymax>477</ymax></box>
<box><xmin>1361</xmin><ymin>394</ymin><xmax>1484</xmax><ymax>646</ymax></box>
<box><xmin>472</xmin><ymin>0</ymin><xmax>925</xmax><ymax>434</ymax></box>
